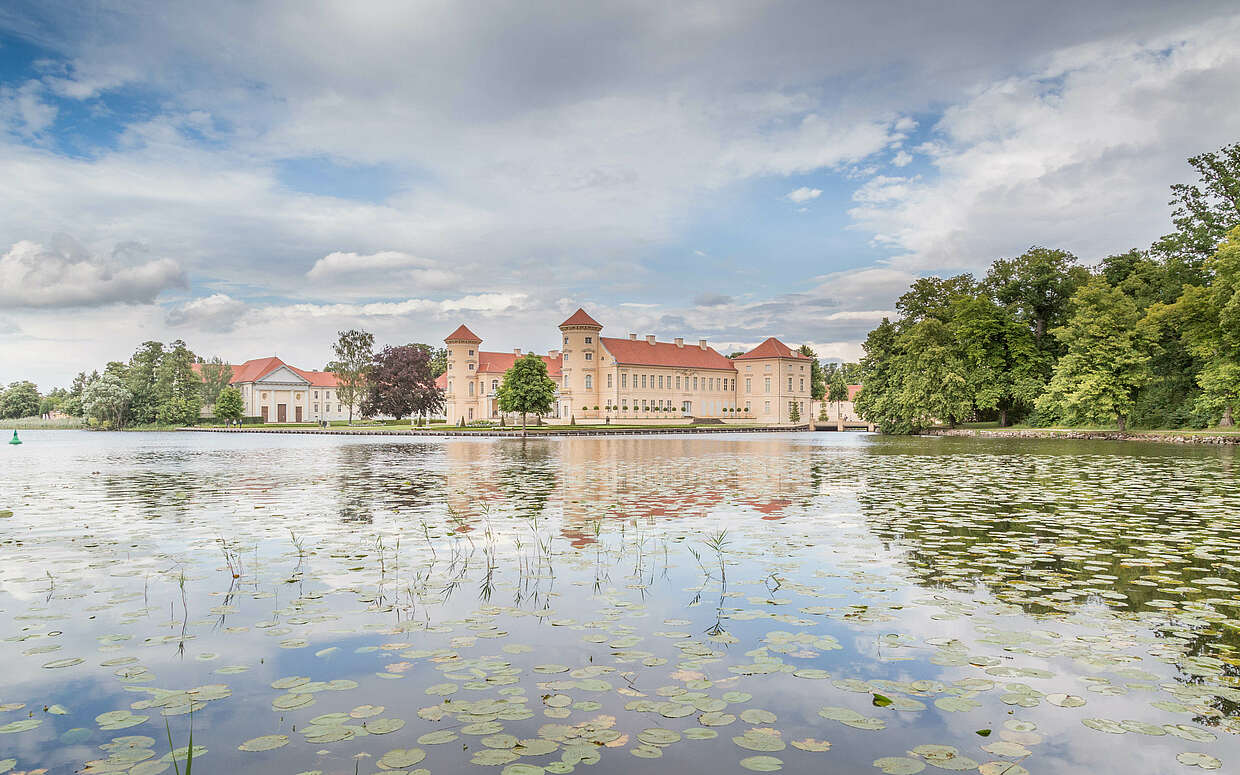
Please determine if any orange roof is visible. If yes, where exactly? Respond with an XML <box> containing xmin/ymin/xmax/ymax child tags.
<box><xmin>848</xmin><ymin>384</ymin><xmax>862</xmax><ymax>401</ymax></box>
<box><xmin>734</xmin><ymin>337</ymin><xmax>810</xmax><ymax>360</ymax></box>
<box><xmin>476</xmin><ymin>351</ymin><xmax>563</xmax><ymax>377</ymax></box>
<box><xmin>445</xmin><ymin>324</ymin><xmax>482</xmax><ymax>343</ymax></box>
<box><xmin>193</xmin><ymin>357</ymin><xmax>338</xmax><ymax>387</ymax></box>
<box><xmin>600</xmin><ymin>337</ymin><xmax>736</xmax><ymax>371</ymax></box>
<box><xmin>435</xmin><ymin>372</ymin><xmax>447</xmax><ymax>389</ymax></box>
<box><xmin>559</xmin><ymin>307</ymin><xmax>602</xmax><ymax>328</ymax></box>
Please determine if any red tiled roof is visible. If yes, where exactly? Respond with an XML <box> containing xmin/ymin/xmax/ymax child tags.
<box><xmin>445</xmin><ymin>324</ymin><xmax>482</xmax><ymax>343</ymax></box>
<box><xmin>435</xmin><ymin>372</ymin><xmax>447</xmax><ymax>389</ymax></box>
<box><xmin>193</xmin><ymin>357</ymin><xmax>338</xmax><ymax>387</ymax></box>
<box><xmin>559</xmin><ymin>307</ymin><xmax>602</xmax><ymax>328</ymax></box>
<box><xmin>733</xmin><ymin>337</ymin><xmax>810</xmax><ymax>360</ymax></box>
<box><xmin>848</xmin><ymin>384</ymin><xmax>862</xmax><ymax>401</ymax></box>
<box><xmin>599</xmin><ymin>337</ymin><xmax>736</xmax><ymax>370</ymax></box>
<box><xmin>477</xmin><ymin>351</ymin><xmax>563</xmax><ymax>377</ymax></box>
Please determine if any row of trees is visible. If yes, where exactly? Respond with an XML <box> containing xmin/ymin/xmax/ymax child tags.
<box><xmin>856</xmin><ymin>142</ymin><xmax>1240</xmax><ymax>433</ymax></box>
<box><xmin>329</xmin><ymin>329</ymin><xmax>447</xmax><ymax>423</ymax></box>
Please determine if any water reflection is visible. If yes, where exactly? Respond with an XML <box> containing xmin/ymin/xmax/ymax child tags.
<box><xmin>0</xmin><ymin>431</ymin><xmax>1237</xmax><ymax>775</ymax></box>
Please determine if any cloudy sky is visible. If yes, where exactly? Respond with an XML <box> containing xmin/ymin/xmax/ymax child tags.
<box><xmin>3</xmin><ymin>1</ymin><xmax>1240</xmax><ymax>387</ymax></box>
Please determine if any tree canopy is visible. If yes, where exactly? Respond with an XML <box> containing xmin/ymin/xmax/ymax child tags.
<box><xmin>332</xmin><ymin>329</ymin><xmax>375</xmax><ymax>423</ymax></box>
<box><xmin>496</xmin><ymin>353</ymin><xmax>556</xmax><ymax>433</ymax></box>
<box><xmin>361</xmin><ymin>344</ymin><xmax>444</xmax><ymax>420</ymax></box>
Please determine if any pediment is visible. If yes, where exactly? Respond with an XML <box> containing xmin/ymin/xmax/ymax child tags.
<box><xmin>257</xmin><ymin>366</ymin><xmax>309</xmax><ymax>385</ymax></box>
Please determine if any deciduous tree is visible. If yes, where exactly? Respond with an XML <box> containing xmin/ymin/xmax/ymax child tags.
<box><xmin>83</xmin><ymin>373</ymin><xmax>132</xmax><ymax>429</ymax></box>
<box><xmin>798</xmin><ymin>345</ymin><xmax>826</xmax><ymax>400</ymax></box>
<box><xmin>332</xmin><ymin>329</ymin><xmax>374</xmax><ymax>424</ymax></box>
<box><xmin>0</xmin><ymin>381</ymin><xmax>40</xmax><ymax>419</ymax></box>
<box><xmin>496</xmin><ymin>353</ymin><xmax>556</xmax><ymax>435</ymax></box>
<box><xmin>362</xmin><ymin>344</ymin><xmax>443</xmax><ymax>421</ymax></box>
<box><xmin>198</xmin><ymin>357</ymin><xmax>234</xmax><ymax>409</ymax></box>
<box><xmin>215</xmin><ymin>386</ymin><xmax>244</xmax><ymax>421</ymax></box>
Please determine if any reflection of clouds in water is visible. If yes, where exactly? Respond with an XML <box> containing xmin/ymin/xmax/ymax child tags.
<box><xmin>0</xmin><ymin>431</ymin><xmax>1237</xmax><ymax>773</ymax></box>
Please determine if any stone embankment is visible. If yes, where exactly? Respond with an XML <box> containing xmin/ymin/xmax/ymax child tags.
<box><xmin>925</xmin><ymin>428</ymin><xmax>1240</xmax><ymax>445</ymax></box>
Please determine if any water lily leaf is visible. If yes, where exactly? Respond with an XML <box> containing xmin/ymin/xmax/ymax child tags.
<box><xmin>873</xmin><ymin>757</ymin><xmax>925</xmax><ymax>775</ymax></box>
<box><xmin>238</xmin><ymin>734</ymin><xmax>289</xmax><ymax>751</ymax></box>
<box><xmin>1176</xmin><ymin>752</ymin><xmax>1221</xmax><ymax>770</ymax></box>
<box><xmin>740</xmin><ymin>755</ymin><xmax>783</xmax><ymax>771</ymax></box>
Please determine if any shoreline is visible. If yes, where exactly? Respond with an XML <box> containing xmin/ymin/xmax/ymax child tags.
<box><xmin>924</xmin><ymin>427</ymin><xmax>1240</xmax><ymax>445</ymax></box>
<box><xmin>179</xmin><ymin>424</ymin><xmax>816</xmax><ymax>438</ymax></box>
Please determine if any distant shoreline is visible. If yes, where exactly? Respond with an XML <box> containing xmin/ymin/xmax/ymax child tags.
<box><xmin>179</xmin><ymin>424</ymin><xmax>816</xmax><ymax>438</ymax></box>
<box><xmin>924</xmin><ymin>427</ymin><xmax>1240</xmax><ymax>445</ymax></box>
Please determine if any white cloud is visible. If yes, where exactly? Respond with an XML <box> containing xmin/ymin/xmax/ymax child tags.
<box><xmin>306</xmin><ymin>250</ymin><xmax>460</xmax><ymax>292</ymax></box>
<box><xmin>785</xmin><ymin>186</ymin><xmax>822</xmax><ymax>203</ymax></box>
<box><xmin>166</xmin><ymin>293</ymin><xmax>248</xmax><ymax>332</ymax></box>
<box><xmin>849</xmin><ymin>18</ymin><xmax>1240</xmax><ymax>270</ymax></box>
<box><xmin>891</xmin><ymin>150</ymin><xmax>913</xmax><ymax>167</ymax></box>
<box><xmin>0</xmin><ymin>237</ymin><xmax>185</xmax><ymax>308</ymax></box>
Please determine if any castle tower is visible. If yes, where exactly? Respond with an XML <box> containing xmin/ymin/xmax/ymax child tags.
<box><xmin>444</xmin><ymin>324</ymin><xmax>482</xmax><ymax>424</ymax></box>
<box><xmin>557</xmin><ymin>308</ymin><xmax>603</xmax><ymax>420</ymax></box>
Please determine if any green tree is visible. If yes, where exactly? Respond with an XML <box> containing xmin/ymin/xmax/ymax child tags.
<box><xmin>198</xmin><ymin>357</ymin><xmax>234</xmax><ymax>409</ymax></box>
<box><xmin>1153</xmin><ymin>142</ymin><xmax>1240</xmax><ymax>263</ymax></box>
<box><xmin>83</xmin><ymin>373</ymin><xmax>133</xmax><ymax>429</ymax></box>
<box><xmin>854</xmin><ymin>319</ymin><xmax>910</xmax><ymax>433</ymax></box>
<box><xmin>332</xmin><ymin>329</ymin><xmax>375</xmax><ymax>424</ymax></box>
<box><xmin>789</xmin><ymin>401</ymin><xmax>800</xmax><ymax>423</ymax></box>
<box><xmin>950</xmin><ymin>295</ymin><xmax>1046</xmax><ymax>426</ymax></box>
<box><xmin>985</xmin><ymin>247</ymin><xmax>1090</xmax><ymax>350</ymax></box>
<box><xmin>215</xmin><ymin>386</ymin><xmax>245</xmax><ymax>421</ymax></box>
<box><xmin>897</xmin><ymin>275</ymin><xmax>978</xmax><ymax>324</ymax></box>
<box><xmin>0</xmin><ymin>381</ymin><xmax>40</xmax><ymax>419</ymax></box>
<box><xmin>126</xmin><ymin>341</ymin><xmax>165</xmax><ymax>424</ymax></box>
<box><xmin>899</xmin><ymin>318</ymin><xmax>973</xmax><ymax>429</ymax></box>
<box><xmin>798</xmin><ymin>344</ymin><xmax>826</xmax><ymax>400</ymax></box>
<box><xmin>1156</xmin><ymin>227</ymin><xmax>1240</xmax><ymax>426</ymax></box>
<box><xmin>496</xmin><ymin>353</ymin><xmax>556</xmax><ymax>435</ymax></box>
<box><xmin>155</xmin><ymin>340</ymin><xmax>202</xmax><ymax>425</ymax></box>
<box><xmin>827</xmin><ymin>368</ymin><xmax>849</xmax><ymax>424</ymax></box>
<box><xmin>1037</xmin><ymin>278</ymin><xmax>1151</xmax><ymax>431</ymax></box>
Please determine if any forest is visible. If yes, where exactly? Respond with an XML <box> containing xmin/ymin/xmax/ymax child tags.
<box><xmin>855</xmin><ymin>142</ymin><xmax>1240</xmax><ymax>433</ymax></box>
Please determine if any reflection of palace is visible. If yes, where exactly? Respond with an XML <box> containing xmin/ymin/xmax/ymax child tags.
<box><xmin>440</xmin><ymin>437</ymin><xmax>815</xmax><ymax>545</ymax></box>
<box><xmin>438</xmin><ymin>308</ymin><xmax>813</xmax><ymax>425</ymax></box>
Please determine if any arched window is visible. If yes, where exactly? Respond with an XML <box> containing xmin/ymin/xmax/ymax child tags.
<box><xmin>468</xmin><ymin>381</ymin><xmax>474</xmax><ymax>395</ymax></box>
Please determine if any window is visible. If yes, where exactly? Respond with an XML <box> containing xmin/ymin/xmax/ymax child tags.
<box><xmin>468</xmin><ymin>349</ymin><xmax>474</xmax><ymax>356</ymax></box>
<box><xmin>468</xmin><ymin>363</ymin><xmax>475</xmax><ymax>370</ymax></box>
<box><xmin>745</xmin><ymin>378</ymin><xmax>751</xmax><ymax>392</ymax></box>
<box><xmin>642</xmin><ymin>375</ymin><xmax>647</xmax><ymax>388</ymax></box>
<box><xmin>745</xmin><ymin>401</ymin><xmax>750</xmax><ymax>411</ymax></box>
<box><xmin>622</xmin><ymin>398</ymin><xmax>628</xmax><ymax>408</ymax></box>
<box><xmin>800</xmin><ymin>379</ymin><xmax>805</xmax><ymax>392</ymax></box>
<box><xmin>314</xmin><ymin>391</ymin><xmax>319</xmax><ymax>399</ymax></box>
<box><xmin>468</xmin><ymin>381</ymin><xmax>474</xmax><ymax>395</ymax></box>
<box><xmin>788</xmin><ymin>377</ymin><xmax>793</xmax><ymax>392</ymax></box>
<box><xmin>564</xmin><ymin>336</ymin><xmax>569</xmax><ymax>346</ymax></box>
<box><xmin>607</xmin><ymin>373</ymin><xmax>613</xmax><ymax>388</ymax></box>
<box><xmin>492</xmin><ymin>380</ymin><xmax>499</xmax><ymax>392</ymax></box>
<box><xmin>585</xmin><ymin>375</ymin><xmax>592</xmax><ymax>389</ymax></box>
<box><xmin>585</xmin><ymin>336</ymin><xmax>592</xmax><ymax>344</ymax></box>
<box><xmin>764</xmin><ymin>377</ymin><xmax>771</xmax><ymax>393</ymax></box>
<box><xmin>338</xmin><ymin>404</ymin><xmax>342</xmax><ymax>412</ymax></box>
<box><xmin>765</xmin><ymin>364</ymin><xmax>772</xmax><ymax>372</ymax></box>
<box><xmin>326</xmin><ymin>391</ymin><xmax>332</xmax><ymax>399</ymax></box>
<box><xmin>693</xmin><ymin>376</ymin><xmax>699</xmax><ymax>390</ymax></box>
<box><xmin>658</xmin><ymin>375</ymin><xmax>663</xmax><ymax>388</ymax></box>
<box><xmin>621</xmin><ymin>373</ymin><xmax>628</xmax><ymax>388</ymax></box>
<box><xmin>676</xmin><ymin>376</ymin><xmax>681</xmax><ymax>389</ymax></box>
<box><xmin>764</xmin><ymin>401</ymin><xmax>771</xmax><ymax>413</ymax></box>
<box><xmin>313</xmin><ymin>404</ymin><xmax>319</xmax><ymax>412</ymax></box>
<box><xmin>585</xmin><ymin>352</ymin><xmax>592</xmax><ymax>361</ymax></box>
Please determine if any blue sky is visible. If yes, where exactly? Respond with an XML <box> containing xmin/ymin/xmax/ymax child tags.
<box><xmin>2</xmin><ymin>1</ymin><xmax>1240</xmax><ymax>386</ymax></box>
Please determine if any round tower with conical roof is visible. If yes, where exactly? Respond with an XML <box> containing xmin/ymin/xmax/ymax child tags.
<box><xmin>444</xmin><ymin>324</ymin><xmax>483</xmax><ymax>425</ymax></box>
<box><xmin>557</xmin><ymin>308</ymin><xmax>602</xmax><ymax>420</ymax></box>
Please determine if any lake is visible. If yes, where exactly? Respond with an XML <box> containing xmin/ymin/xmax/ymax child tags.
<box><xmin>1</xmin><ymin>430</ymin><xmax>1237</xmax><ymax>774</ymax></box>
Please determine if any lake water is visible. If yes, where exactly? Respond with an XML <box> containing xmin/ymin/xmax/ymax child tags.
<box><xmin>1</xmin><ymin>430</ymin><xmax>1238</xmax><ymax>775</ymax></box>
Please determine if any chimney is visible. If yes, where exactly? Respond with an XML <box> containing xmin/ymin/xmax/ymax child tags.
<box><xmin>698</xmin><ymin>339</ymin><xmax>708</xmax><ymax>350</ymax></box>
<box><xmin>513</xmin><ymin>348</ymin><xmax>522</xmax><ymax>356</ymax></box>
<box><xmin>674</xmin><ymin>337</ymin><xmax>684</xmax><ymax>348</ymax></box>
<box><xmin>628</xmin><ymin>333</ymin><xmax>637</xmax><ymax>340</ymax></box>
<box><xmin>646</xmin><ymin>335</ymin><xmax>656</xmax><ymax>345</ymax></box>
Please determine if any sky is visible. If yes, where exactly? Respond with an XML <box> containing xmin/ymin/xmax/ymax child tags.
<box><xmin>2</xmin><ymin>1</ymin><xmax>1240</xmax><ymax>388</ymax></box>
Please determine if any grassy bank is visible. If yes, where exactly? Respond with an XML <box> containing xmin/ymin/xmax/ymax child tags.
<box><xmin>0</xmin><ymin>416</ymin><xmax>85</xmax><ymax>429</ymax></box>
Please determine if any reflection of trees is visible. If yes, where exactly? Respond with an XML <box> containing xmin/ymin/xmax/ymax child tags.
<box><xmin>494</xmin><ymin>440</ymin><xmax>558</xmax><ymax>518</ymax></box>
<box><xmin>854</xmin><ymin>436</ymin><xmax>1240</xmax><ymax>720</ymax></box>
<box><xmin>332</xmin><ymin>441</ymin><xmax>449</xmax><ymax>524</ymax></box>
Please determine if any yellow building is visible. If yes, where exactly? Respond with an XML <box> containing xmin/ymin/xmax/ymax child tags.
<box><xmin>441</xmin><ymin>308</ymin><xmax>812</xmax><ymax>425</ymax></box>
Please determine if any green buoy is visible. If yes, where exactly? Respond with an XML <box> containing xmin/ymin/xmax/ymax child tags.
<box><xmin>8</xmin><ymin>430</ymin><xmax>20</xmax><ymax>445</ymax></box>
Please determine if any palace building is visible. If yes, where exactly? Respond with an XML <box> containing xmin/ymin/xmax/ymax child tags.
<box><xmin>440</xmin><ymin>308</ymin><xmax>812</xmax><ymax>425</ymax></box>
<box><xmin>196</xmin><ymin>356</ymin><xmax>354</xmax><ymax>423</ymax></box>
